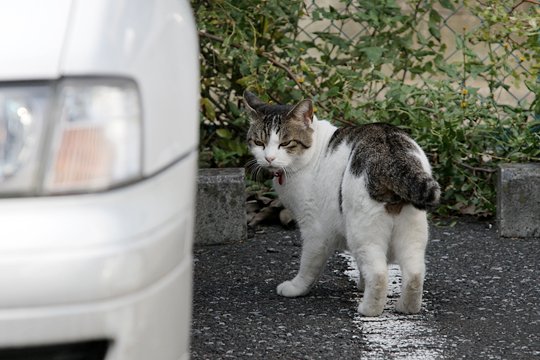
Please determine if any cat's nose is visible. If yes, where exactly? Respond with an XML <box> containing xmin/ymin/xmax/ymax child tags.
<box><xmin>265</xmin><ymin>155</ymin><xmax>276</xmax><ymax>164</ymax></box>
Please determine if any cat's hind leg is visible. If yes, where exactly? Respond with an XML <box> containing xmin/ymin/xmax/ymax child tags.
<box><xmin>392</xmin><ymin>205</ymin><xmax>428</xmax><ymax>314</ymax></box>
<box><xmin>357</xmin><ymin>272</ymin><xmax>365</xmax><ymax>292</ymax></box>
<box><xmin>277</xmin><ymin>227</ymin><xmax>335</xmax><ymax>298</ymax></box>
<box><xmin>346</xmin><ymin>213</ymin><xmax>393</xmax><ymax>317</ymax></box>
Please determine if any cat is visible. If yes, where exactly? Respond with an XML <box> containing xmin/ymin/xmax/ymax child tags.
<box><xmin>243</xmin><ymin>91</ymin><xmax>440</xmax><ymax>317</ymax></box>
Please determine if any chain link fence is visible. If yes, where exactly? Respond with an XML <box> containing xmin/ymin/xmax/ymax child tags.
<box><xmin>298</xmin><ymin>0</ymin><xmax>535</xmax><ymax>108</ymax></box>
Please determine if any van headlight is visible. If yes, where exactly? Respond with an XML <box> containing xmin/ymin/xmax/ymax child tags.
<box><xmin>0</xmin><ymin>78</ymin><xmax>142</xmax><ymax>196</ymax></box>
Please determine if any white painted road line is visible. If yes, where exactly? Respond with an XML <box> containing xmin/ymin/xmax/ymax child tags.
<box><xmin>340</xmin><ymin>252</ymin><xmax>447</xmax><ymax>359</ymax></box>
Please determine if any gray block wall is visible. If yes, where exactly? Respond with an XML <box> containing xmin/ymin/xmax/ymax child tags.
<box><xmin>497</xmin><ymin>163</ymin><xmax>540</xmax><ymax>238</ymax></box>
<box><xmin>195</xmin><ymin>168</ymin><xmax>246</xmax><ymax>244</ymax></box>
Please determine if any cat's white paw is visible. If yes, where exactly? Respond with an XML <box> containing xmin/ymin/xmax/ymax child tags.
<box><xmin>395</xmin><ymin>297</ymin><xmax>422</xmax><ymax>314</ymax></box>
<box><xmin>357</xmin><ymin>301</ymin><xmax>384</xmax><ymax>317</ymax></box>
<box><xmin>276</xmin><ymin>280</ymin><xmax>309</xmax><ymax>297</ymax></box>
<box><xmin>396</xmin><ymin>275</ymin><xmax>423</xmax><ymax>314</ymax></box>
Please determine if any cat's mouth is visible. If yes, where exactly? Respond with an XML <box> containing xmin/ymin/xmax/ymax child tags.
<box><xmin>273</xmin><ymin>169</ymin><xmax>285</xmax><ymax>185</ymax></box>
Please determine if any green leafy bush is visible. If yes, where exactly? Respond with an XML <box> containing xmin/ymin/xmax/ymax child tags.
<box><xmin>193</xmin><ymin>0</ymin><xmax>539</xmax><ymax>217</ymax></box>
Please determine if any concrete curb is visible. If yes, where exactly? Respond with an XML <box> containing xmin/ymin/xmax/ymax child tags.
<box><xmin>194</xmin><ymin>163</ymin><xmax>539</xmax><ymax>242</ymax></box>
<box><xmin>195</xmin><ymin>168</ymin><xmax>246</xmax><ymax>245</ymax></box>
<box><xmin>497</xmin><ymin>163</ymin><xmax>540</xmax><ymax>238</ymax></box>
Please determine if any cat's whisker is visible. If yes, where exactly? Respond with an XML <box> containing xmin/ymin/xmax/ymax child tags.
<box><xmin>282</xmin><ymin>167</ymin><xmax>289</xmax><ymax>182</ymax></box>
<box><xmin>255</xmin><ymin>165</ymin><xmax>263</xmax><ymax>182</ymax></box>
<box><xmin>245</xmin><ymin>159</ymin><xmax>262</xmax><ymax>181</ymax></box>
<box><xmin>245</xmin><ymin>159</ymin><xmax>258</xmax><ymax>171</ymax></box>
<box><xmin>245</xmin><ymin>159</ymin><xmax>270</xmax><ymax>183</ymax></box>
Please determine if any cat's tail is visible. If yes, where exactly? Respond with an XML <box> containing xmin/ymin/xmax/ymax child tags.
<box><xmin>390</xmin><ymin>166</ymin><xmax>441</xmax><ymax>211</ymax></box>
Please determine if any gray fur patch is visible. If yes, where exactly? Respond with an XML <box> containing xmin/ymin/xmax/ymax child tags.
<box><xmin>328</xmin><ymin>123</ymin><xmax>439</xmax><ymax>211</ymax></box>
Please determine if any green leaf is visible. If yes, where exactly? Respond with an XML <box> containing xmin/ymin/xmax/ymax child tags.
<box><xmin>455</xmin><ymin>35</ymin><xmax>464</xmax><ymax>49</ymax></box>
<box><xmin>428</xmin><ymin>10</ymin><xmax>442</xmax><ymax>41</ymax></box>
<box><xmin>439</xmin><ymin>0</ymin><xmax>455</xmax><ymax>10</ymax></box>
<box><xmin>361</xmin><ymin>47</ymin><xmax>384</xmax><ymax>63</ymax></box>
<box><xmin>216</xmin><ymin>128</ymin><xmax>232</xmax><ymax>139</ymax></box>
<box><xmin>201</xmin><ymin>97</ymin><xmax>215</xmax><ymax>121</ymax></box>
<box><xmin>236</xmin><ymin>76</ymin><xmax>253</xmax><ymax>87</ymax></box>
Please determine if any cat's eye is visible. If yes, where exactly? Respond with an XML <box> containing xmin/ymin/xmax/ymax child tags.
<box><xmin>253</xmin><ymin>139</ymin><xmax>265</xmax><ymax>147</ymax></box>
<box><xmin>279</xmin><ymin>140</ymin><xmax>296</xmax><ymax>148</ymax></box>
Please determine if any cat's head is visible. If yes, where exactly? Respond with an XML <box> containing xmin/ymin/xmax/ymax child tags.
<box><xmin>243</xmin><ymin>91</ymin><xmax>315</xmax><ymax>177</ymax></box>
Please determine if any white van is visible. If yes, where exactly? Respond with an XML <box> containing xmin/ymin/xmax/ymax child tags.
<box><xmin>0</xmin><ymin>1</ymin><xmax>199</xmax><ymax>359</ymax></box>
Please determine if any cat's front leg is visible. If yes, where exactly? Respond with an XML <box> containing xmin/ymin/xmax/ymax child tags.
<box><xmin>277</xmin><ymin>229</ymin><xmax>334</xmax><ymax>297</ymax></box>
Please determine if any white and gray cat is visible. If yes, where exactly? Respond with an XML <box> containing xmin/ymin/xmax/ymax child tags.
<box><xmin>244</xmin><ymin>91</ymin><xmax>440</xmax><ymax>317</ymax></box>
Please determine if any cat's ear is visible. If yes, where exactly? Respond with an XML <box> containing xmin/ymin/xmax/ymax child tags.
<box><xmin>243</xmin><ymin>91</ymin><xmax>265</xmax><ymax>121</ymax></box>
<box><xmin>288</xmin><ymin>99</ymin><xmax>313</xmax><ymax>128</ymax></box>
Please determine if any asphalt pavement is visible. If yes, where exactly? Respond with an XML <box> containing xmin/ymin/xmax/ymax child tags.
<box><xmin>191</xmin><ymin>218</ymin><xmax>539</xmax><ymax>359</ymax></box>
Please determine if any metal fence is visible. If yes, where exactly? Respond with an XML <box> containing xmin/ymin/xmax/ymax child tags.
<box><xmin>298</xmin><ymin>0</ymin><xmax>535</xmax><ymax>108</ymax></box>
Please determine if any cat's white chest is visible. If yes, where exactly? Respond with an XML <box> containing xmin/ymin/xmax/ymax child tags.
<box><xmin>273</xmin><ymin>149</ymin><xmax>348</xmax><ymax>233</ymax></box>
<box><xmin>273</xmin><ymin>171</ymin><xmax>313</xmax><ymax>215</ymax></box>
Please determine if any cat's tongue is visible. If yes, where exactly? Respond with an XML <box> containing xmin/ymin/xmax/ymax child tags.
<box><xmin>273</xmin><ymin>170</ymin><xmax>285</xmax><ymax>185</ymax></box>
